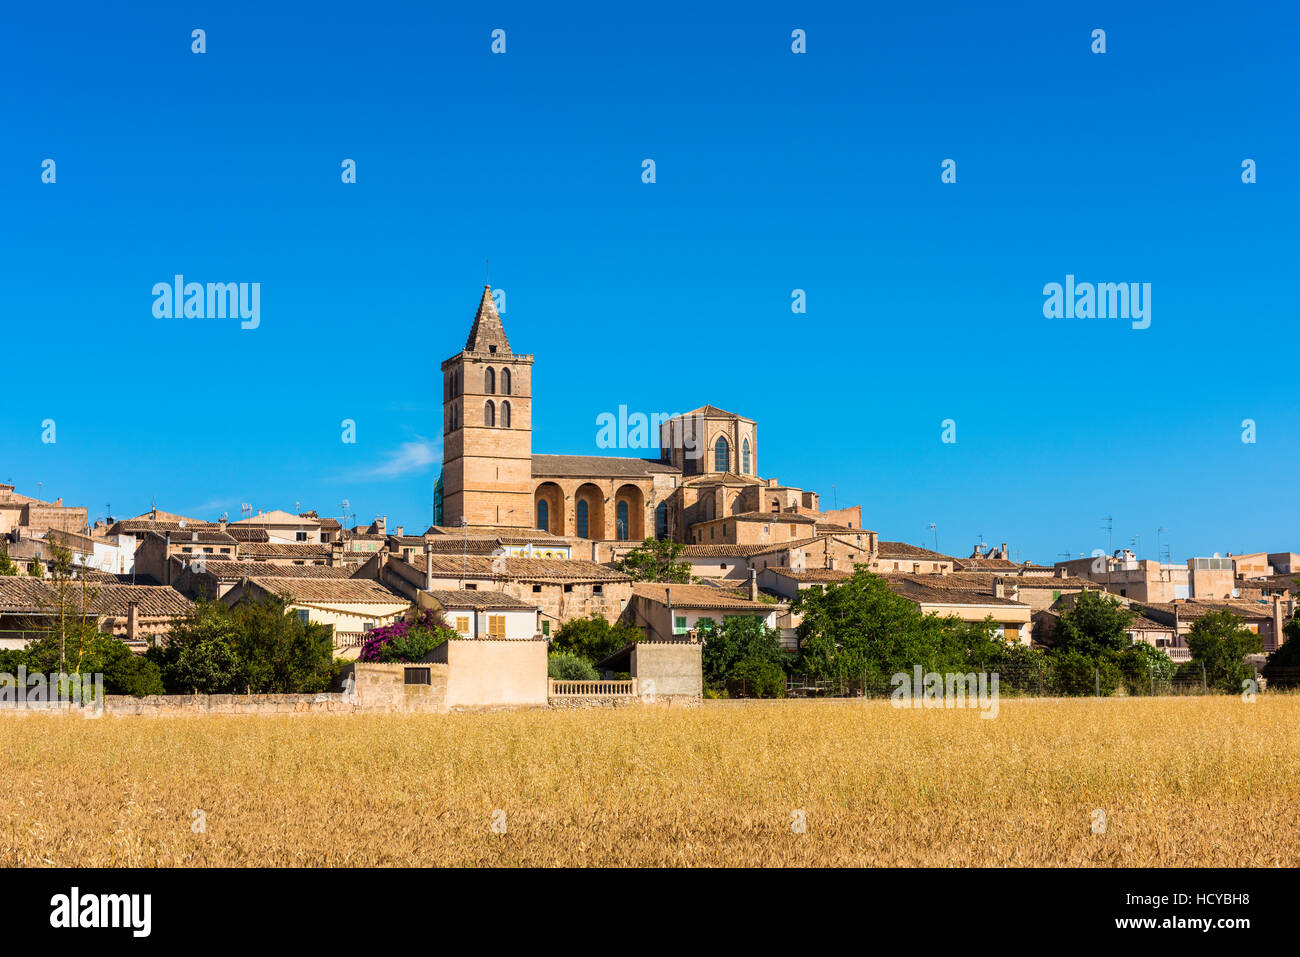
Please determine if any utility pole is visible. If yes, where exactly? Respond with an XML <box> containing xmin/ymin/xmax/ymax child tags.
<box><xmin>929</xmin><ymin>522</ymin><xmax>938</xmax><ymax>553</ymax></box>
<box><xmin>1102</xmin><ymin>515</ymin><xmax>1113</xmax><ymax>591</ymax></box>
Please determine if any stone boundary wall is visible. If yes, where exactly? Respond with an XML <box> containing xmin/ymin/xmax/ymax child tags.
<box><xmin>102</xmin><ymin>693</ymin><xmax>358</xmax><ymax>716</ymax></box>
<box><xmin>547</xmin><ymin>693</ymin><xmax>701</xmax><ymax>709</ymax></box>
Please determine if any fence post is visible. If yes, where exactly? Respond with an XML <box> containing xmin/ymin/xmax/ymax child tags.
<box><xmin>1201</xmin><ymin>662</ymin><xmax>1207</xmax><ymax>693</ymax></box>
<box><xmin>1095</xmin><ymin>667</ymin><xmax>1100</xmax><ymax>697</ymax></box>
<box><xmin>1150</xmin><ymin>671</ymin><xmax>1155</xmax><ymax>697</ymax></box>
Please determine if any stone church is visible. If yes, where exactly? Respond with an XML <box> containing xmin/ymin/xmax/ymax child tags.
<box><xmin>435</xmin><ymin>286</ymin><xmax>861</xmax><ymax>548</ymax></box>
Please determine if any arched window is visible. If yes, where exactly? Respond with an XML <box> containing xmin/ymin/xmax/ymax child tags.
<box><xmin>616</xmin><ymin>501</ymin><xmax>629</xmax><ymax>540</ymax></box>
<box><xmin>501</xmin><ymin>368</ymin><xmax>511</xmax><ymax>395</ymax></box>
<box><xmin>451</xmin><ymin>403</ymin><xmax>459</xmax><ymax>430</ymax></box>
<box><xmin>485</xmin><ymin>367</ymin><xmax>495</xmax><ymax>394</ymax></box>
<box><xmin>576</xmin><ymin>500</ymin><xmax>589</xmax><ymax>538</ymax></box>
<box><xmin>501</xmin><ymin>401</ymin><xmax>511</xmax><ymax>428</ymax></box>
<box><xmin>655</xmin><ymin>502</ymin><xmax>669</xmax><ymax>538</ymax></box>
<box><xmin>714</xmin><ymin>436</ymin><xmax>729</xmax><ymax>473</ymax></box>
<box><xmin>536</xmin><ymin>499</ymin><xmax>549</xmax><ymax>532</ymax></box>
<box><xmin>742</xmin><ymin>438</ymin><xmax>750</xmax><ymax>474</ymax></box>
<box><xmin>484</xmin><ymin>400</ymin><xmax>495</xmax><ymax>427</ymax></box>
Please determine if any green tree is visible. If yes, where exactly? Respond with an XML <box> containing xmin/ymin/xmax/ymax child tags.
<box><xmin>794</xmin><ymin>571</ymin><xmax>946</xmax><ymax>681</ymax></box>
<box><xmin>547</xmin><ymin>651</ymin><xmax>599</xmax><ymax>681</ymax></box>
<box><xmin>729</xmin><ymin>658</ymin><xmax>786</xmax><ymax>698</ymax></box>
<box><xmin>615</xmin><ymin>538</ymin><xmax>693</xmax><ymax>583</ymax></box>
<box><xmin>1119</xmin><ymin>642</ymin><xmax>1176</xmax><ymax>695</ymax></box>
<box><xmin>1185</xmin><ymin>609</ymin><xmax>1263</xmax><ymax>694</ymax></box>
<box><xmin>0</xmin><ymin>542</ymin><xmax>18</xmax><ymax>576</ymax></box>
<box><xmin>1048</xmin><ymin>649</ymin><xmax>1121</xmax><ymax>696</ymax></box>
<box><xmin>702</xmin><ymin>614</ymin><xmax>784</xmax><ymax>688</ymax></box>
<box><xmin>1262</xmin><ymin>612</ymin><xmax>1300</xmax><ymax>687</ymax></box>
<box><xmin>1053</xmin><ymin>591</ymin><xmax>1134</xmax><ymax>658</ymax></box>
<box><xmin>551</xmin><ymin>615</ymin><xmax>641</xmax><ymax>665</ymax></box>
<box><xmin>150</xmin><ymin>597</ymin><xmax>335</xmax><ymax>694</ymax></box>
<box><xmin>27</xmin><ymin>556</ymin><xmax>44</xmax><ymax>578</ymax></box>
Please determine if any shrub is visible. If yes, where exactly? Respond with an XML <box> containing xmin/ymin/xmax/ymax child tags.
<box><xmin>1048</xmin><ymin>650</ymin><xmax>1121</xmax><ymax>696</ymax></box>
<box><xmin>359</xmin><ymin>610</ymin><xmax>454</xmax><ymax>663</ymax></box>
<box><xmin>729</xmin><ymin>658</ymin><xmax>786</xmax><ymax>698</ymax></box>
<box><xmin>548</xmin><ymin>652</ymin><xmax>599</xmax><ymax>681</ymax></box>
<box><xmin>1119</xmin><ymin>642</ymin><xmax>1176</xmax><ymax>695</ymax></box>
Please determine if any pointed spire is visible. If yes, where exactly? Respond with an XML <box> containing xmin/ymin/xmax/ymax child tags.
<box><xmin>464</xmin><ymin>284</ymin><xmax>511</xmax><ymax>355</ymax></box>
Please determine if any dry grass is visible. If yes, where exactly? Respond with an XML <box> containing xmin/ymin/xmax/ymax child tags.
<box><xmin>0</xmin><ymin>697</ymin><xmax>1294</xmax><ymax>866</ymax></box>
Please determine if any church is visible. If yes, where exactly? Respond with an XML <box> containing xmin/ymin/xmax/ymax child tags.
<box><xmin>434</xmin><ymin>286</ymin><xmax>862</xmax><ymax>551</ymax></box>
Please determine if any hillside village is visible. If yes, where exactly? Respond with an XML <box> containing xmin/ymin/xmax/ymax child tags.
<box><xmin>1</xmin><ymin>288</ymin><xmax>1295</xmax><ymax>700</ymax></box>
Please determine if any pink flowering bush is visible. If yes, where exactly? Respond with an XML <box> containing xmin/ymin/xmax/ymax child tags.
<box><xmin>358</xmin><ymin>609</ymin><xmax>455</xmax><ymax>663</ymax></box>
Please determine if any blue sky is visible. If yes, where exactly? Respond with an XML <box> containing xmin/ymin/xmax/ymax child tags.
<box><xmin>1</xmin><ymin>1</ymin><xmax>1295</xmax><ymax>563</ymax></box>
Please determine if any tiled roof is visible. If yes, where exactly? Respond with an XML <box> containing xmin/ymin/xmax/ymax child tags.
<box><xmin>224</xmin><ymin>527</ymin><xmax>270</xmax><ymax>543</ymax></box>
<box><xmin>531</xmin><ymin>454</ymin><xmax>678</xmax><ymax>477</ymax></box>
<box><xmin>722</xmin><ymin>513</ymin><xmax>816</xmax><ymax>524</ymax></box>
<box><xmin>232</xmin><ymin>509</ymin><xmax>320</xmax><ymax>527</ymax></box>
<box><xmin>246</xmin><ymin>578</ymin><xmax>410</xmax><ymax>605</ymax></box>
<box><xmin>192</xmin><ymin>561</ymin><xmax>352</xmax><ymax>580</ymax></box>
<box><xmin>680</xmin><ymin>405</ymin><xmax>753</xmax><ymax>421</ymax></box>
<box><xmin>1141</xmin><ymin>600</ymin><xmax>1273</xmax><ymax>621</ymax></box>
<box><xmin>884</xmin><ymin>576</ymin><xmax>1028</xmax><ymax>607</ymax></box>
<box><xmin>877</xmin><ymin>541</ymin><xmax>955</xmax><ymax>561</ymax></box>
<box><xmin>147</xmin><ymin>529</ymin><xmax>238</xmax><ymax>545</ymax></box>
<box><xmin>953</xmin><ymin>556</ymin><xmax>1021</xmax><ymax>571</ymax></box>
<box><xmin>0</xmin><ymin>579</ymin><xmax>193</xmax><ymax>618</ymax></box>
<box><xmin>424</xmin><ymin>589</ymin><xmax>537</xmax><ymax>611</ymax></box>
<box><xmin>411</xmin><ymin>555</ymin><xmax>630</xmax><ymax>583</ymax></box>
<box><xmin>770</xmin><ymin>568</ymin><xmax>854</xmax><ymax>583</ymax></box>
<box><xmin>680</xmin><ymin>536</ymin><xmax>826</xmax><ymax>559</ymax></box>
<box><xmin>239</xmin><ymin>543</ymin><xmax>332</xmax><ymax>558</ymax></box>
<box><xmin>631</xmin><ymin>582</ymin><xmax>783</xmax><ymax>612</ymax></box>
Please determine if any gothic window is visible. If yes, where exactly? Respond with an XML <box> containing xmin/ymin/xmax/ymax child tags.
<box><xmin>501</xmin><ymin>368</ymin><xmax>511</xmax><ymax>395</ymax></box>
<box><xmin>576</xmin><ymin>500</ymin><xmax>589</xmax><ymax>539</ymax></box>
<box><xmin>484</xmin><ymin>400</ymin><xmax>495</xmax><ymax>427</ymax></box>
<box><xmin>714</xmin><ymin>436</ymin><xmax>729</xmax><ymax>473</ymax></box>
<box><xmin>536</xmin><ymin>499</ymin><xmax>549</xmax><ymax>532</ymax></box>
<box><xmin>616</xmin><ymin>501</ymin><xmax>629</xmax><ymax>541</ymax></box>
<box><xmin>742</xmin><ymin>438</ymin><xmax>750</xmax><ymax>474</ymax></box>
<box><xmin>501</xmin><ymin>400</ymin><xmax>511</xmax><ymax>428</ymax></box>
<box><xmin>485</xmin><ymin>367</ymin><xmax>495</xmax><ymax>394</ymax></box>
<box><xmin>655</xmin><ymin>502</ymin><xmax>668</xmax><ymax>538</ymax></box>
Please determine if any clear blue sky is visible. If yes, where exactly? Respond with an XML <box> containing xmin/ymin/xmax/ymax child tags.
<box><xmin>1</xmin><ymin>1</ymin><xmax>1295</xmax><ymax>564</ymax></box>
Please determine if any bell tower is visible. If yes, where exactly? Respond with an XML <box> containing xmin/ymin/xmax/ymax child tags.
<box><xmin>439</xmin><ymin>285</ymin><xmax>534</xmax><ymax>528</ymax></box>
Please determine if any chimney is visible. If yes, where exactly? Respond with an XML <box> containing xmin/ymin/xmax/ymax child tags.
<box><xmin>375</xmin><ymin>515</ymin><xmax>387</xmax><ymax>536</ymax></box>
<box><xmin>1000</xmin><ymin>542</ymin><xmax>1008</xmax><ymax>559</ymax></box>
<box><xmin>748</xmin><ymin>568</ymin><xmax>758</xmax><ymax>601</ymax></box>
<box><xmin>218</xmin><ymin>518</ymin><xmax>227</xmax><ymax>532</ymax></box>
<box><xmin>126</xmin><ymin>601</ymin><xmax>139</xmax><ymax>643</ymax></box>
<box><xmin>395</xmin><ymin>525</ymin><xmax>404</xmax><ymax>537</ymax></box>
<box><xmin>1057</xmin><ymin>566</ymin><xmax>1069</xmax><ymax>578</ymax></box>
<box><xmin>665</xmin><ymin>586</ymin><xmax>674</xmax><ymax>641</ymax></box>
<box><xmin>992</xmin><ymin>577</ymin><xmax>1005</xmax><ymax>599</ymax></box>
<box><xmin>424</xmin><ymin>542</ymin><xmax>434</xmax><ymax>590</ymax></box>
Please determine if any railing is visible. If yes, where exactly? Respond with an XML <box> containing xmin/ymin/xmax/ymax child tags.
<box><xmin>335</xmin><ymin>631</ymin><xmax>368</xmax><ymax>648</ymax></box>
<box><xmin>1165</xmin><ymin>647</ymin><xmax>1193</xmax><ymax>663</ymax></box>
<box><xmin>548</xmin><ymin>679</ymin><xmax>638</xmax><ymax>697</ymax></box>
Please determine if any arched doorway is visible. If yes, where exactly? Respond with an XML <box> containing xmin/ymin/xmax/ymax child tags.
<box><xmin>574</xmin><ymin>483</ymin><xmax>604</xmax><ymax>540</ymax></box>
<box><xmin>614</xmin><ymin>484</ymin><xmax>645</xmax><ymax>541</ymax></box>
<box><xmin>534</xmin><ymin>482</ymin><xmax>564</xmax><ymax>534</ymax></box>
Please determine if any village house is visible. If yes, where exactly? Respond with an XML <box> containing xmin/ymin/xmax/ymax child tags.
<box><xmin>0</xmin><ymin>578</ymin><xmax>193</xmax><ymax>650</ymax></box>
<box><xmin>220</xmin><ymin>576</ymin><xmax>412</xmax><ymax>658</ymax></box>
<box><xmin>419</xmin><ymin>589</ymin><xmax>539</xmax><ymax>640</ymax></box>
<box><xmin>622</xmin><ymin>581</ymin><xmax>789</xmax><ymax>647</ymax></box>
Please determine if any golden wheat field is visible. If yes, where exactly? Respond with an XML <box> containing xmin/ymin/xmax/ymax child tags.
<box><xmin>0</xmin><ymin>697</ymin><xmax>1294</xmax><ymax>867</ymax></box>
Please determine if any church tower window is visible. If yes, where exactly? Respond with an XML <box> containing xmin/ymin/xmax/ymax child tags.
<box><xmin>616</xmin><ymin>501</ymin><xmax>629</xmax><ymax>540</ymax></box>
<box><xmin>655</xmin><ymin>502</ymin><xmax>668</xmax><ymax>538</ymax></box>
<box><xmin>576</xmin><ymin>500</ymin><xmax>589</xmax><ymax>538</ymax></box>
<box><xmin>485</xmin><ymin>400</ymin><xmax>495</xmax><ymax>427</ymax></box>
<box><xmin>501</xmin><ymin>368</ymin><xmax>511</xmax><ymax>395</ymax></box>
<box><xmin>714</xmin><ymin>436</ymin><xmax>729</xmax><ymax>473</ymax></box>
<box><xmin>742</xmin><ymin>438</ymin><xmax>750</xmax><ymax>474</ymax></box>
<box><xmin>485</xmin><ymin>367</ymin><xmax>495</xmax><ymax>394</ymax></box>
<box><xmin>536</xmin><ymin>499</ymin><xmax>549</xmax><ymax>532</ymax></box>
<box><xmin>501</xmin><ymin>401</ymin><xmax>511</xmax><ymax>428</ymax></box>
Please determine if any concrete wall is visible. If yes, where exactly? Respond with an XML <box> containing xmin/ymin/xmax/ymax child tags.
<box><xmin>631</xmin><ymin>641</ymin><xmax>702</xmax><ymax>700</ymax></box>
<box><xmin>434</xmin><ymin>638</ymin><xmax>548</xmax><ymax>709</ymax></box>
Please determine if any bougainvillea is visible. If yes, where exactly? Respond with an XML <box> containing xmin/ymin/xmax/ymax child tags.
<box><xmin>358</xmin><ymin>609</ymin><xmax>456</xmax><ymax>663</ymax></box>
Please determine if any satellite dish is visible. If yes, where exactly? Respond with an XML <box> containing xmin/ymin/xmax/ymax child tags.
<box><xmin>178</xmin><ymin>519</ymin><xmax>186</xmax><ymax>528</ymax></box>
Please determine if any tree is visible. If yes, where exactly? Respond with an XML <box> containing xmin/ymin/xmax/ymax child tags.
<box><xmin>27</xmin><ymin>556</ymin><xmax>43</xmax><ymax>578</ymax></box>
<box><xmin>794</xmin><ymin>571</ymin><xmax>946</xmax><ymax>681</ymax></box>
<box><xmin>729</xmin><ymin>658</ymin><xmax>786</xmax><ymax>697</ymax></box>
<box><xmin>615</xmin><ymin>538</ymin><xmax>693</xmax><ymax>583</ymax></box>
<box><xmin>1052</xmin><ymin>591</ymin><xmax>1134</xmax><ymax>658</ymax></box>
<box><xmin>547</xmin><ymin>651</ymin><xmax>599</xmax><ymax>681</ymax></box>
<box><xmin>1119</xmin><ymin>642</ymin><xmax>1175</xmax><ymax>695</ymax></box>
<box><xmin>702</xmin><ymin>614</ymin><xmax>784</xmax><ymax>688</ymax></box>
<box><xmin>150</xmin><ymin>596</ymin><xmax>336</xmax><ymax>694</ymax></box>
<box><xmin>1185</xmin><ymin>610</ymin><xmax>1263</xmax><ymax>694</ymax></box>
<box><xmin>0</xmin><ymin>542</ymin><xmax>17</xmax><ymax>576</ymax></box>
<box><xmin>1262</xmin><ymin>613</ymin><xmax>1300</xmax><ymax>687</ymax></box>
<box><xmin>551</xmin><ymin>615</ymin><xmax>641</xmax><ymax>665</ymax></box>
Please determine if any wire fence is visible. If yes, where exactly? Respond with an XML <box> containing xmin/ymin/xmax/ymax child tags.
<box><xmin>721</xmin><ymin>663</ymin><xmax>1300</xmax><ymax>699</ymax></box>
